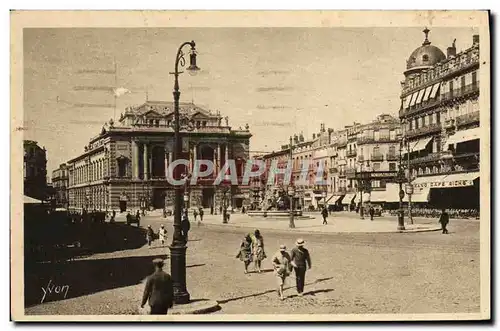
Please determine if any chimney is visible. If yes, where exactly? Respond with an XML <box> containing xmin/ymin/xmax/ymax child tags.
<box><xmin>473</xmin><ymin>35</ymin><xmax>479</xmax><ymax>45</ymax></box>
<box><xmin>294</xmin><ymin>135</ymin><xmax>299</xmax><ymax>144</ymax></box>
<box><xmin>312</xmin><ymin>133</ymin><xmax>316</xmax><ymax>139</ymax></box>
<box><xmin>447</xmin><ymin>38</ymin><xmax>456</xmax><ymax>58</ymax></box>
<box><xmin>299</xmin><ymin>133</ymin><xmax>304</xmax><ymax>142</ymax></box>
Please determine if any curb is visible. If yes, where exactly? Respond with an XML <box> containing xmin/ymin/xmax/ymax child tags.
<box><xmin>201</xmin><ymin>222</ymin><xmax>442</xmax><ymax>235</ymax></box>
<box><xmin>170</xmin><ymin>300</ymin><xmax>221</xmax><ymax>315</ymax></box>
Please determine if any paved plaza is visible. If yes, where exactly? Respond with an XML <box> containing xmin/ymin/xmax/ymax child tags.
<box><xmin>25</xmin><ymin>212</ymin><xmax>480</xmax><ymax>315</ymax></box>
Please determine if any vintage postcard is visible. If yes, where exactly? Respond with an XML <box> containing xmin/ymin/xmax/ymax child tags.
<box><xmin>10</xmin><ymin>10</ymin><xmax>490</xmax><ymax>322</ymax></box>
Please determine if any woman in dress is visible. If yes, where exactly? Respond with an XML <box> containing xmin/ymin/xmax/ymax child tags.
<box><xmin>236</xmin><ymin>234</ymin><xmax>253</xmax><ymax>274</ymax></box>
<box><xmin>251</xmin><ymin>229</ymin><xmax>266</xmax><ymax>273</ymax></box>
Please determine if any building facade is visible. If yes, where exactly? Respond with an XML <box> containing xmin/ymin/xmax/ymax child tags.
<box><xmin>23</xmin><ymin>140</ymin><xmax>48</xmax><ymax>200</ymax></box>
<box><xmin>399</xmin><ymin>29</ymin><xmax>480</xmax><ymax>210</ymax></box>
<box><xmin>51</xmin><ymin>163</ymin><xmax>69</xmax><ymax>208</ymax></box>
<box><xmin>66</xmin><ymin>101</ymin><xmax>252</xmax><ymax>212</ymax></box>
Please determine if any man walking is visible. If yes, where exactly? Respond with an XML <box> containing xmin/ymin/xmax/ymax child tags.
<box><xmin>439</xmin><ymin>209</ymin><xmax>449</xmax><ymax>234</ymax></box>
<box><xmin>199</xmin><ymin>207</ymin><xmax>204</xmax><ymax>222</ymax></box>
<box><xmin>290</xmin><ymin>238</ymin><xmax>311</xmax><ymax>296</ymax></box>
<box><xmin>321</xmin><ymin>206</ymin><xmax>328</xmax><ymax>225</ymax></box>
<box><xmin>369</xmin><ymin>205</ymin><xmax>375</xmax><ymax>221</ymax></box>
<box><xmin>141</xmin><ymin>258</ymin><xmax>174</xmax><ymax>314</ymax></box>
<box><xmin>146</xmin><ymin>225</ymin><xmax>155</xmax><ymax>248</ymax></box>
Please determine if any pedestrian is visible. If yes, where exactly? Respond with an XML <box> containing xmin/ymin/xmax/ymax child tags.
<box><xmin>140</xmin><ymin>258</ymin><xmax>174</xmax><ymax>315</ymax></box>
<box><xmin>235</xmin><ymin>234</ymin><xmax>253</xmax><ymax>274</ymax></box>
<box><xmin>210</xmin><ymin>205</ymin><xmax>214</xmax><ymax>215</ymax></box>
<box><xmin>193</xmin><ymin>208</ymin><xmax>198</xmax><ymax>223</ymax></box>
<box><xmin>146</xmin><ymin>225</ymin><xmax>155</xmax><ymax>248</ymax></box>
<box><xmin>219</xmin><ymin>205</ymin><xmax>223</xmax><ymax>215</ymax></box>
<box><xmin>242</xmin><ymin>206</ymin><xmax>246</xmax><ymax>214</ymax></box>
<box><xmin>163</xmin><ymin>207</ymin><xmax>167</xmax><ymax>218</ymax></box>
<box><xmin>251</xmin><ymin>229</ymin><xmax>267</xmax><ymax>273</ymax></box>
<box><xmin>110</xmin><ymin>210</ymin><xmax>116</xmax><ymax>223</ymax></box>
<box><xmin>321</xmin><ymin>206</ymin><xmax>328</xmax><ymax>225</ymax></box>
<box><xmin>181</xmin><ymin>210</ymin><xmax>191</xmax><ymax>243</ymax></box>
<box><xmin>439</xmin><ymin>208</ymin><xmax>449</xmax><ymax>234</ymax></box>
<box><xmin>199</xmin><ymin>207</ymin><xmax>204</xmax><ymax>222</ymax></box>
<box><xmin>369</xmin><ymin>205</ymin><xmax>375</xmax><ymax>221</ymax></box>
<box><xmin>290</xmin><ymin>238</ymin><xmax>312</xmax><ymax>296</ymax></box>
<box><xmin>158</xmin><ymin>224</ymin><xmax>167</xmax><ymax>246</ymax></box>
<box><xmin>272</xmin><ymin>244</ymin><xmax>292</xmax><ymax>300</ymax></box>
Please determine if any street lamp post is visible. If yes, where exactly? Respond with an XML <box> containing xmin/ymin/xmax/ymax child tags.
<box><xmin>397</xmin><ymin>138</ymin><xmax>406</xmax><ymax>231</ymax></box>
<box><xmin>288</xmin><ymin>136</ymin><xmax>295</xmax><ymax>229</ymax></box>
<box><xmin>169</xmin><ymin>40</ymin><xmax>200</xmax><ymax>305</ymax></box>
<box><xmin>358</xmin><ymin>162</ymin><xmax>365</xmax><ymax>220</ymax></box>
<box><xmin>401</xmin><ymin>120</ymin><xmax>414</xmax><ymax>225</ymax></box>
<box><xmin>288</xmin><ymin>185</ymin><xmax>295</xmax><ymax>228</ymax></box>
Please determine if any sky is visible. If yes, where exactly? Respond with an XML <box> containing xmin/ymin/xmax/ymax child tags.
<box><xmin>23</xmin><ymin>27</ymin><xmax>479</xmax><ymax>176</ymax></box>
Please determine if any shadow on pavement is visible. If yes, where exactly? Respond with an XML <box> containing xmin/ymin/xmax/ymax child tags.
<box><xmin>186</xmin><ymin>263</ymin><xmax>206</xmax><ymax>269</ymax></box>
<box><xmin>217</xmin><ymin>277</ymin><xmax>334</xmax><ymax>304</ymax></box>
<box><xmin>24</xmin><ymin>253</ymin><xmax>167</xmax><ymax>308</ymax></box>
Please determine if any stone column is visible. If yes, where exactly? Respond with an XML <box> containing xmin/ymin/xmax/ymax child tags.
<box><xmin>192</xmin><ymin>144</ymin><xmax>197</xmax><ymax>172</ymax></box>
<box><xmin>132</xmin><ymin>140</ymin><xmax>139</xmax><ymax>179</ymax></box>
<box><xmin>225</xmin><ymin>144</ymin><xmax>229</xmax><ymax>165</ymax></box>
<box><xmin>214</xmin><ymin>144</ymin><xmax>219</xmax><ymax>177</ymax></box>
<box><xmin>143</xmin><ymin>143</ymin><xmax>149</xmax><ymax>180</ymax></box>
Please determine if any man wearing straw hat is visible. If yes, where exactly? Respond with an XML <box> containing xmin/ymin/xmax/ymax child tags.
<box><xmin>141</xmin><ymin>258</ymin><xmax>174</xmax><ymax>314</ymax></box>
<box><xmin>290</xmin><ymin>238</ymin><xmax>312</xmax><ymax>296</ymax></box>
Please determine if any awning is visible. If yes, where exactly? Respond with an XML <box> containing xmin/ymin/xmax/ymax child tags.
<box><xmin>342</xmin><ymin>193</ymin><xmax>356</xmax><ymax>204</ymax></box>
<box><xmin>328</xmin><ymin>194</ymin><xmax>345</xmax><ymax>205</ymax></box>
<box><xmin>438</xmin><ymin>171</ymin><xmax>479</xmax><ymax>188</ymax></box>
<box><xmin>429</xmin><ymin>83</ymin><xmax>441</xmax><ymax>99</ymax></box>
<box><xmin>422</xmin><ymin>85</ymin><xmax>433</xmax><ymax>102</ymax></box>
<box><xmin>410</xmin><ymin>137</ymin><xmax>433</xmax><ymax>152</ymax></box>
<box><xmin>415</xmin><ymin>89</ymin><xmax>425</xmax><ymax>105</ymax></box>
<box><xmin>409</xmin><ymin>92</ymin><xmax>418</xmax><ymax>107</ymax></box>
<box><xmin>446</xmin><ymin>128</ymin><xmax>480</xmax><ymax>146</ymax></box>
<box><xmin>403</xmin><ymin>96</ymin><xmax>412</xmax><ymax>109</ymax></box>
<box><xmin>407</xmin><ymin>186</ymin><xmax>431</xmax><ymax>202</ymax></box>
<box><xmin>355</xmin><ymin>192</ymin><xmax>371</xmax><ymax>203</ymax></box>
<box><xmin>24</xmin><ymin>195</ymin><xmax>43</xmax><ymax>204</ymax></box>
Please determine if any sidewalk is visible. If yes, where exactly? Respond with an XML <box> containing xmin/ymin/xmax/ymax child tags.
<box><xmin>181</xmin><ymin>212</ymin><xmax>441</xmax><ymax>234</ymax></box>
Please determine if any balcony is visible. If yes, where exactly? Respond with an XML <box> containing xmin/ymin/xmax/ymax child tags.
<box><xmin>441</xmin><ymin>84</ymin><xmax>480</xmax><ymax>103</ymax></box>
<box><xmin>346</xmin><ymin>150</ymin><xmax>357</xmax><ymax>157</ymax></box>
<box><xmin>456</xmin><ymin>111</ymin><xmax>480</xmax><ymax>127</ymax></box>
<box><xmin>409</xmin><ymin>151</ymin><xmax>453</xmax><ymax>165</ymax></box>
<box><xmin>406</xmin><ymin>123</ymin><xmax>442</xmax><ymax>138</ymax></box>
<box><xmin>357</xmin><ymin>155</ymin><xmax>364</xmax><ymax>162</ymax></box>
<box><xmin>371</xmin><ymin>153</ymin><xmax>384</xmax><ymax>161</ymax></box>
<box><xmin>386</xmin><ymin>153</ymin><xmax>398</xmax><ymax>161</ymax></box>
<box><xmin>357</xmin><ymin>135</ymin><xmax>396</xmax><ymax>144</ymax></box>
<box><xmin>337</xmin><ymin>139</ymin><xmax>348</xmax><ymax>148</ymax></box>
<box><xmin>339</xmin><ymin>170</ymin><xmax>346</xmax><ymax>177</ymax></box>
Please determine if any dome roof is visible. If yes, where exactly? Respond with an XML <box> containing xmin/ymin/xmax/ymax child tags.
<box><xmin>405</xmin><ymin>28</ymin><xmax>446</xmax><ymax>73</ymax></box>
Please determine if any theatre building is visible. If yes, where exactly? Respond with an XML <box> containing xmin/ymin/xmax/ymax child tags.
<box><xmin>399</xmin><ymin>29</ymin><xmax>480</xmax><ymax>211</ymax></box>
<box><xmin>66</xmin><ymin>101</ymin><xmax>252</xmax><ymax>212</ymax></box>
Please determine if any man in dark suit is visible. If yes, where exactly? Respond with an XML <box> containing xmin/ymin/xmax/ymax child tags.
<box><xmin>439</xmin><ymin>209</ymin><xmax>449</xmax><ymax>234</ymax></box>
<box><xmin>141</xmin><ymin>258</ymin><xmax>174</xmax><ymax>314</ymax></box>
<box><xmin>290</xmin><ymin>238</ymin><xmax>312</xmax><ymax>296</ymax></box>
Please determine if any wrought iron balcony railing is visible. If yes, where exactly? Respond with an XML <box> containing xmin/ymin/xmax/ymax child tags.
<box><xmin>346</xmin><ymin>150</ymin><xmax>357</xmax><ymax>157</ymax></box>
<box><xmin>406</xmin><ymin>123</ymin><xmax>441</xmax><ymax>138</ymax></box>
<box><xmin>371</xmin><ymin>153</ymin><xmax>384</xmax><ymax>161</ymax></box>
<box><xmin>386</xmin><ymin>153</ymin><xmax>398</xmax><ymax>161</ymax></box>
<box><xmin>456</xmin><ymin>111</ymin><xmax>480</xmax><ymax>127</ymax></box>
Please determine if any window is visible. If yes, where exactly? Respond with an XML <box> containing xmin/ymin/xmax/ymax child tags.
<box><xmin>409</xmin><ymin>120</ymin><xmax>413</xmax><ymax>130</ymax></box>
<box><xmin>422</xmin><ymin>54</ymin><xmax>429</xmax><ymax>62</ymax></box>
<box><xmin>372</xmin><ymin>163</ymin><xmax>381</xmax><ymax>171</ymax></box>
<box><xmin>373</xmin><ymin>146</ymin><xmax>380</xmax><ymax>156</ymax></box>
<box><xmin>389</xmin><ymin>130</ymin><xmax>396</xmax><ymax>140</ymax></box>
<box><xmin>389</xmin><ymin>163</ymin><xmax>397</xmax><ymax>171</ymax></box>
<box><xmin>149</xmin><ymin>119</ymin><xmax>154</xmax><ymax>126</ymax></box>
<box><xmin>117</xmin><ymin>159</ymin><xmax>127</xmax><ymax>177</ymax></box>
<box><xmin>374</xmin><ymin>131</ymin><xmax>380</xmax><ymax>141</ymax></box>
<box><xmin>372</xmin><ymin>180</ymin><xmax>381</xmax><ymax>188</ymax></box>
<box><xmin>202</xmin><ymin>121</ymin><xmax>207</xmax><ymax>127</ymax></box>
<box><xmin>388</xmin><ymin>146</ymin><xmax>396</xmax><ymax>156</ymax></box>
<box><xmin>414</xmin><ymin>118</ymin><xmax>419</xmax><ymax>129</ymax></box>
<box><xmin>196</xmin><ymin>121</ymin><xmax>201</xmax><ymax>128</ymax></box>
<box><xmin>472</xmin><ymin>71</ymin><xmax>477</xmax><ymax>88</ymax></box>
<box><xmin>155</xmin><ymin>120</ymin><xmax>160</xmax><ymax>127</ymax></box>
<box><xmin>436</xmin><ymin>112</ymin><xmax>441</xmax><ymax>124</ymax></box>
<box><xmin>449</xmin><ymin>81</ymin><xmax>454</xmax><ymax>97</ymax></box>
<box><xmin>422</xmin><ymin>115</ymin><xmax>426</xmax><ymax>127</ymax></box>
